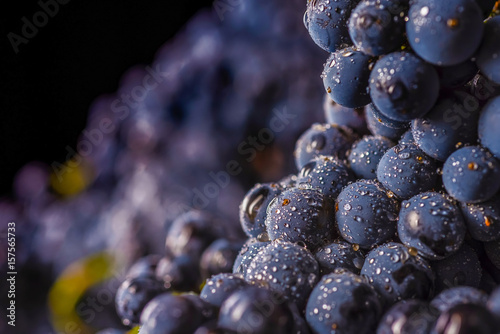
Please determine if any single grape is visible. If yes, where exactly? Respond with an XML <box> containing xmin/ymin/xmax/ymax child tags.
<box><xmin>322</xmin><ymin>47</ymin><xmax>374</xmax><ymax>108</ymax></box>
<box><xmin>348</xmin><ymin>0</ymin><xmax>408</xmax><ymax>56</ymax></box>
<box><xmin>477</xmin><ymin>16</ymin><xmax>500</xmax><ymax>84</ymax></box>
<box><xmin>305</xmin><ymin>0</ymin><xmax>361</xmax><ymax>52</ymax></box>
<box><xmin>369</xmin><ymin>51</ymin><xmax>440</xmax><ymax>122</ymax></box>
<box><xmin>398</xmin><ymin>192</ymin><xmax>466</xmax><ymax>260</ymax></box>
<box><xmin>478</xmin><ymin>95</ymin><xmax>500</xmax><ymax>158</ymax></box>
<box><xmin>442</xmin><ymin>146</ymin><xmax>500</xmax><ymax>203</ymax></box>
<box><xmin>348</xmin><ymin>135</ymin><xmax>395</xmax><ymax>179</ymax></box>
<box><xmin>406</xmin><ymin>0</ymin><xmax>484</xmax><ymax>66</ymax></box>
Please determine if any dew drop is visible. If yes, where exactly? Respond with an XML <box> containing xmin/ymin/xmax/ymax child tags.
<box><xmin>467</xmin><ymin>162</ymin><xmax>478</xmax><ymax>171</ymax></box>
<box><xmin>447</xmin><ymin>18</ymin><xmax>459</xmax><ymax>28</ymax></box>
<box><xmin>257</xmin><ymin>232</ymin><xmax>270</xmax><ymax>242</ymax></box>
<box><xmin>398</xmin><ymin>152</ymin><xmax>411</xmax><ymax>159</ymax></box>
<box><xmin>420</xmin><ymin>6</ymin><xmax>429</xmax><ymax>16</ymax></box>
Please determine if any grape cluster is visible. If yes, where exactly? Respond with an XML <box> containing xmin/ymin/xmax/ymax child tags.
<box><xmin>104</xmin><ymin>1</ymin><xmax>500</xmax><ymax>333</ymax></box>
<box><xmin>4</xmin><ymin>0</ymin><xmax>500</xmax><ymax>333</ymax></box>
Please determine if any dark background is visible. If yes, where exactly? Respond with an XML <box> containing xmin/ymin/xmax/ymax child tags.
<box><xmin>0</xmin><ymin>0</ymin><xmax>213</xmax><ymax>196</ymax></box>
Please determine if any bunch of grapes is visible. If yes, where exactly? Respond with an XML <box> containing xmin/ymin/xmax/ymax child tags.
<box><xmin>105</xmin><ymin>1</ymin><xmax>500</xmax><ymax>333</ymax></box>
<box><xmin>3</xmin><ymin>0</ymin><xmax>500</xmax><ymax>333</ymax></box>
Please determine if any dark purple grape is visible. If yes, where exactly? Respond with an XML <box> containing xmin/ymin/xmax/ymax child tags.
<box><xmin>296</xmin><ymin>155</ymin><xmax>355</xmax><ymax>202</ymax></box>
<box><xmin>200</xmin><ymin>239</ymin><xmax>243</xmax><ymax>280</ymax></box>
<box><xmin>200</xmin><ymin>273</ymin><xmax>248</xmax><ymax>308</ymax></box>
<box><xmin>336</xmin><ymin>179</ymin><xmax>400</xmax><ymax>249</ymax></box>
<box><xmin>348</xmin><ymin>135</ymin><xmax>395</xmax><ymax>180</ymax></box>
<box><xmin>348</xmin><ymin>0</ymin><xmax>408</xmax><ymax>56</ymax></box>
<box><xmin>406</xmin><ymin>0</ymin><xmax>484</xmax><ymax>66</ymax></box>
<box><xmin>361</xmin><ymin>242</ymin><xmax>434</xmax><ymax>306</ymax></box>
<box><xmin>294</xmin><ymin>123</ymin><xmax>357</xmax><ymax>171</ymax></box>
<box><xmin>432</xmin><ymin>303</ymin><xmax>498</xmax><ymax>334</ymax></box>
<box><xmin>218</xmin><ymin>286</ymin><xmax>295</xmax><ymax>334</ymax></box>
<box><xmin>398</xmin><ymin>192</ymin><xmax>466</xmax><ymax>260</ymax></box>
<box><xmin>431</xmin><ymin>286</ymin><xmax>489</xmax><ymax>313</ymax></box>
<box><xmin>305</xmin><ymin>0</ymin><xmax>361</xmax><ymax>52</ymax></box>
<box><xmin>239</xmin><ymin>182</ymin><xmax>282</xmax><ymax>238</ymax></box>
<box><xmin>477</xmin><ymin>16</ymin><xmax>500</xmax><ymax>85</ymax></box>
<box><xmin>460</xmin><ymin>194</ymin><xmax>500</xmax><ymax>242</ymax></box>
<box><xmin>322</xmin><ymin>47</ymin><xmax>374</xmax><ymax>108</ymax></box>
<box><xmin>245</xmin><ymin>241</ymin><xmax>319</xmax><ymax>310</ymax></box>
<box><xmin>442</xmin><ymin>146</ymin><xmax>500</xmax><ymax>203</ymax></box>
<box><xmin>306</xmin><ymin>271</ymin><xmax>383</xmax><ymax>334</ymax></box>
<box><xmin>323</xmin><ymin>95</ymin><xmax>368</xmax><ymax>135</ymax></box>
<box><xmin>265</xmin><ymin>187</ymin><xmax>336</xmax><ymax>250</ymax></box>
<box><xmin>377</xmin><ymin>300</ymin><xmax>439</xmax><ymax>334</ymax></box>
<box><xmin>369</xmin><ymin>51</ymin><xmax>440</xmax><ymax>122</ymax></box>
<box><xmin>314</xmin><ymin>241</ymin><xmax>365</xmax><ymax>275</ymax></box>
<box><xmin>115</xmin><ymin>276</ymin><xmax>165</xmax><ymax>327</ymax></box>
<box><xmin>431</xmin><ymin>244</ymin><xmax>482</xmax><ymax>293</ymax></box>
<box><xmin>377</xmin><ymin>142</ymin><xmax>441</xmax><ymax>200</ymax></box>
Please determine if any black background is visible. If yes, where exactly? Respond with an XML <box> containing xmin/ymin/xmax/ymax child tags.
<box><xmin>0</xmin><ymin>0</ymin><xmax>213</xmax><ymax>196</ymax></box>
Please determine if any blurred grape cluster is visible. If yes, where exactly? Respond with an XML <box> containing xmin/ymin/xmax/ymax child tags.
<box><xmin>0</xmin><ymin>1</ymin><xmax>327</xmax><ymax>333</ymax></box>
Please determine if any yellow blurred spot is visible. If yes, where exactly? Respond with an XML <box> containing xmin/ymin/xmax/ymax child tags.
<box><xmin>127</xmin><ymin>326</ymin><xmax>140</xmax><ymax>334</ymax></box>
<box><xmin>48</xmin><ymin>252</ymin><xmax>116</xmax><ymax>334</ymax></box>
<box><xmin>171</xmin><ymin>290</ymin><xmax>184</xmax><ymax>296</ymax></box>
<box><xmin>493</xmin><ymin>1</ymin><xmax>500</xmax><ymax>16</ymax></box>
<box><xmin>50</xmin><ymin>159</ymin><xmax>94</xmax><ymax>196</ymax></box>
<box><xmin>199</xmin><ymin>279</ymin><xmax>207</xmax><ymax>292</ymax></box>
<box><xmin>485</xmin><ymin>216</ymin><xmax>492</xmax><ymax>227</ymax></box>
